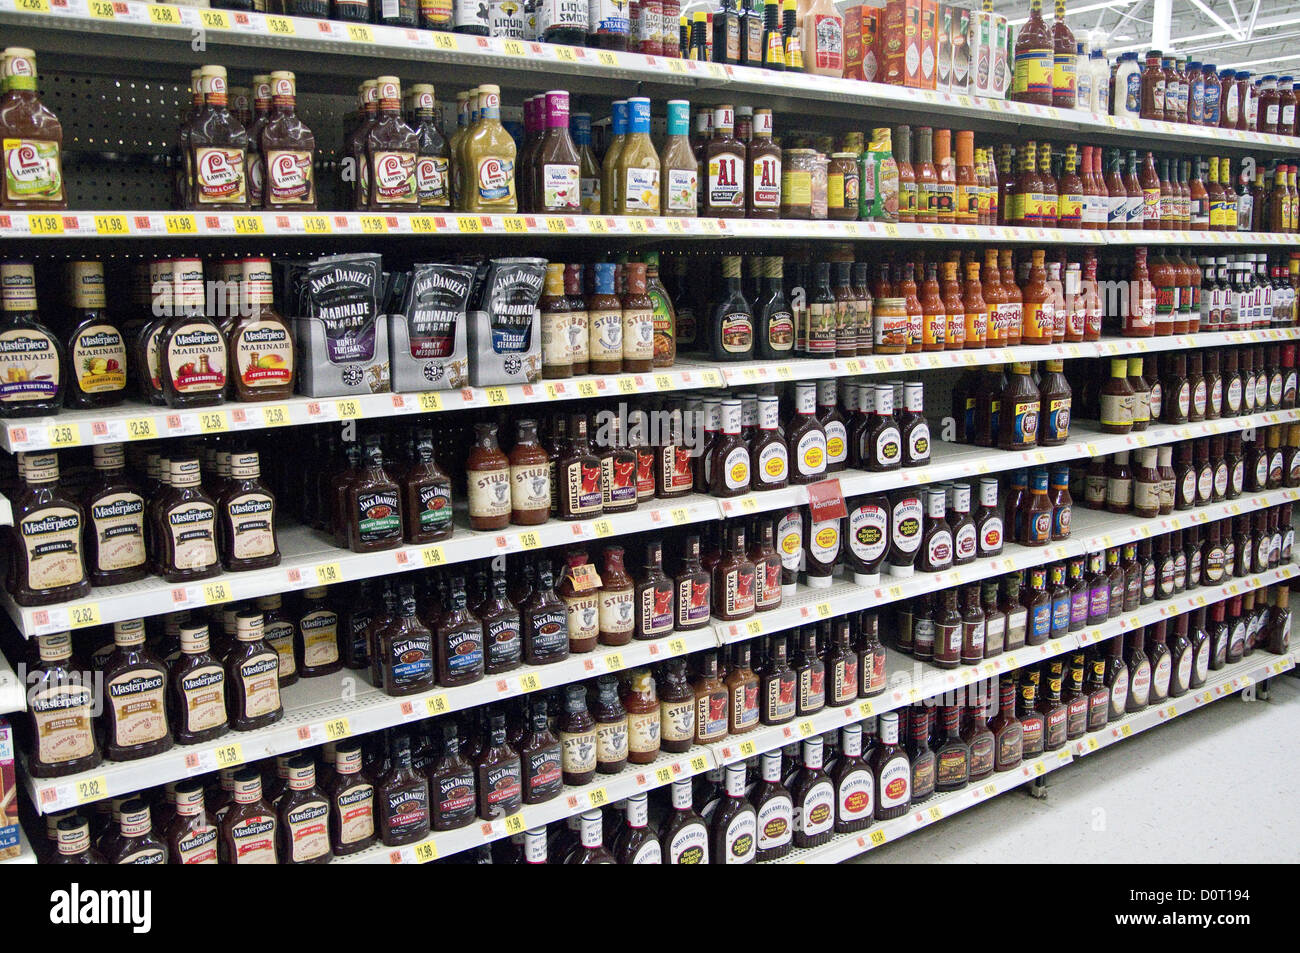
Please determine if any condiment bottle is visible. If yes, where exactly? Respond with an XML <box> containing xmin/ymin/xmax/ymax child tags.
<box><xmin>25</xmin><ymin>632</ymin><xmax>99</xmax><ymax>778</ymax></box>
<box><xmin>223</xmin><ymin>610</ymin><xmax>282</xmax><ymax>732</ymax></box>
<box><xmin>693</xmin><ymin>649</ymin><xmax>730</xmax><ymax>744</ymax></box>
<box><xmin>790</xmin><ymin>735</ymin><xmax>835</xmax><ymax>847</ymax></box>
<box><xmin>461</xmin><ymin>84</ymin><xmax>516</xmax><ymax>212</ymax></box>
<box><xmin>705</xmin><ymin>104</ymin><xmax>746</xmax><ymax>217</ymax></box>
<box><xmin>156</xmin><ymin>457</ymin><xmax>219</xmax><ymax>583</ymax></box>
<box><xmin>658</xmin><ymin>100</ymin><xmax>697</xmax><ymax>217</ymax></box>
<box><xmin>169</xmin><ymin>619</ymin><xmax>228</xmax><ymax>746</ymax></box>
<box><xmin>872</xmin><ymin>712</ymin><xmax>911</xmax><ymax>819</ymax></box>
<box><xmin>9</xmin><ymin>451</ymin><xmax>89</xmax><ymax>605</ymax></box>
<box><xmin>710</xmin><ymin>255</ymin><xmax>755</xmax><ymax>360</ymax></box>
<box><xmin>661</xmin><ymin>778</ymin><xmax>709</xmax><ymax>864</ymax></box>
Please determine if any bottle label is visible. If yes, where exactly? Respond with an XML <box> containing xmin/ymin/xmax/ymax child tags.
<box><xmin>299</xmin><ymin>609</ymin><xmax>340</xmax><ymax>670</ymax></box>
<box><xmin>723</xmin><ymin>445</ymin><xmax>751</xmax><ymax>490</ymax></box>
<box><xmin>824</xmin><ymin>420</ymin><xmax>847</xmax><ymax>467</ymax></box>
<box><xmin>228</xmin><ymin>812</ymin><xmax>277</xmax><ymax>864</ymax></box>
<box><xmin>193</xmin><ymin>146</ymin><xmax>247</xmax><ymax>205</ymax></box>
<box><xmin>874</xmin><ymin>424</ymin><xmax>901</xmax><ymax>468</ymax></box>
<box><xmin>890</xmin><ymin>495</ymin><xmax>923</xmax><ymax>557</ymax></box>
<box><xmin>509</xmin><ymin>463</ymin><xmax>550</xmax><ymax>516</ymax></box>
<box><xmin>798</xmin><ymin>779</ymin><xmax>835</xmax><ymax>837</ymax></box>
<box><xmin>667</xmin><ymin>821</ymin><xmax>708</xmax><ymax>864</ymax></box>
<box><xmin>708</xmin><ymin>153</ymin><xmax>745</xmax><ymax>209</ymax></box>
<box><xmin>224</xmin><ymin>491</ymin><xmax>276</xmax><ymax>561</ymax></box>
<box><xmin>757</xmin><ymin>440</ymin><xmax>788</xmax><ymax>485</ymax></box>
<box><xmin>757</xmin><ymin>793</ymin><xmax>792</xmax><ymax>851</ymax></box>
<box><xmin>877</xmin><ymin>756</ymin><xmax>910</xmax><ymax>809</ymax></box>
<box><xmin>925</xmin><ymin>528</ymin><xmax>952</xmax><ymax>569</ymax></box>
<box><xmin>475</xmin><ymin>155</ymin><xmax>514</xmax><ymax>205</ymax></box>
<box><xmin>70</xmin><ymin>324</ymin><xmax>127</xmax><ymax>395</ymax></box>
<box><xmin>907</xmin><ymin>420</ymin><xmax>930</xmax><ymax>462</ymax></box>
<box><xmin>353</xmin><ymin>487</ymin><xmax>402</xmax><ymax>545</ymax></box>
<box><xmin>560</xmin><ymin>728</ymin><xmax>598</xmax><ymax>775</ymax></box>
<box><xmin>596</xmin><ymin>718</ymin><xmax>629</xmax><ymax>766</ymax></box>
<box><xmin>599</xmin><ymin>586</ymin><xmax>635</xmax><ymax>639</ymax></box>
<box><xmin>623</xmin><ymin>167</ymin><xmax>661</xmax><ymax>212</ymax></box>
<box><xmin>239</xmin><ymin>651</ymin><xmax>281</xmax><ymax>719</ymax></box>
<box><xmin>954</xmin><ymin>522</ymin><xmax>977</xmax><ymax>563</ymax></box>
<box><xmin>811</xmin><ymin>13</ymin><xmax>843</xmax><ymax>71</ymax></box>
<box><xmin>808</xmin><ymin>518</ymin><xmax>840</xmax><ymax>566</ymax></box>
<box><xmin>848</xmin><ymin>503</ymin><xmax>888</xmax><ymax>568</ymax></box>
<box><xmin>416</xmin><ymin>155</ymin><xmax>449</xmax><ymax>207</ymax></box>
<box><xmin>722</xmin><ymin>809</ymin><xmax>756</xmax><ymax>863</ymax></box>
<box><xmin>163</xmin><ymin>321</ymin><xmax>227</xmax><ymax>397</ymax></box>
<box><xmin>106</xmin><ymin>666</ymin><xmax>167</xmax><ymax>748</ymax></box>
<box><xmin>777</xmin><ymin>510</ymin><xmax>803</xmax><ymax>574</ymax></box>
<box><xmin>979</xmin><ymin>514</ymin><xmax>1003</xmax><ymax>555</ymax></box>
<box><xmin>1009</xmin><ymin>398</ymin><xmax>1039</xmax><ymax>444</ymax></box>
<box><xmin>232</xmin><ymin>319</ymin><xmax>293</xmax><ymax>391</ymax></box>
<box><xmin>719</xmin><ymin>311</ymin><xmax>753</xmax><ymax>354</ymax></box>
<box><xmin>284</xmin><ymin>798</ymin><xmax>331</xmax><ymax>862</ymax></box>
<box><xmin>177</xmin><ymin>662</ymin><xmax>225</xmax><ymax>734</ymax></box>
<box><xmin>750</xmin><ymin>154</ymin><xmax>781</xmax><ymax>208</ymax></box>
<box><xmin>795</xmin><ymin>429</ymin><xmax>827</xmax><ymax>477</ymax></box>
<box><xmin>722</xmin><ymin>566</ymin><xmax>756</xmax><ymax>617</ymax></box>
<box><xmin>166</xmin><ymin>500</ymin><xmax>218</xmax><ymax>573</ymax></box>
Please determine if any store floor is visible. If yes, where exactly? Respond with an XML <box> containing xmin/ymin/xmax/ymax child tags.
<box><xmin>854</xmin><ymin>672</ymin><xmax>1300</xmax><ymax>864</ymax></box>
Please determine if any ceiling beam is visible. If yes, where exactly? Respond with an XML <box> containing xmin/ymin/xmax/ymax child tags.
<box><xmin>1188</xmin><ymin>0</ymin><xmax>1246</xmax><ymax>40</ymax></box>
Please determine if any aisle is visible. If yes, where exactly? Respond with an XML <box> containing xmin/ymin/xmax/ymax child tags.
<box><xmin>855</xmin><ymin>674</ymin><xmax>1300</xmax><ymax>864</ymax></box>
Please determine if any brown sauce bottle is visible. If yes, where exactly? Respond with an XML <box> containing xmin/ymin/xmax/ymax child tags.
<box><xmin>327</xmin><ymin>740</ymin><xmax>375</xmax><ymax>855</ymax></box>
<box><xmin>100</xmin><ymin>617</ymin><xmax>171</xmax><ymax>761</ymax></box>
<box><xmin>436</xmin><ymin>577</ymin><xmax>485</xmax><ymax>687</ymax></box>
<box><xmin>219</xmin><ymin>767</ymin><xmax>278</xmax><ymax>864</ymax></box>
<box><xmin>218</xmin><ymin>450</ymin><xmax>279</xmax><ymax>572</ymax></box>
<box><xmin>402</xmin><ymin>427</ymin><xmax>453</xmax><ymax>543</ymax></box>
<box><xmin>522</xmin><ymin>564</ymin><xmax>570</xmax><ymax>665</ymax></box>
<box><xmin>466</xmin><ymin>422</ymin><xmax>510</xmax><ymax>531</ymax></box>
<box><xmin>164</xmin><ymin>779</ymin><xmax>218</xmax><ymax>864</ymax></box>
<box><xmin>224</xmin><ymin>610</ymin><xmax>283</xmax><ymax>732</ymax></box>
<box><xmin>508</xmin><ymin>419</ymin><xmax>550</xmax><ymax>527</ymax></box>
<box><xmin>82</xmin><ymin>443</ymin><xmax>147</xmax><ymax>587</ymax></box>
<box><xmin>713</xmin><ymin>522</ymin><xmax>756</xmax><ymax>620</ymax></box>
<box><xmin>10</xmin><ymin>451</ymin><xmax>90</xmax><ymax>605</ymax></box>
<box><xmin>26</xmin><ymin>632</ymin><xmax>100</xmax><ymax>778</ymax></box>
<box><xmin>228</xmin><ymin>257</ymin><xmax>294</xmax><ymax>400</ymax></box>
<box><xmin>558</xmin><ymin>414</ymin><xmax>604</xmax><ymax>520</ymax></box>
<box><xmin>169</xmin><ymin>620</ymin><xmax>228</xmax><ymax>746</ymax></box>
<box><xmin>276</xmin><ymin>754</ymin><xmax>331</xmax><ymax>864</ymax></box>
<box><xmin>377</xmin><ymin>734</ymin><xmax>430</xmax><ymax>846</ymax></box>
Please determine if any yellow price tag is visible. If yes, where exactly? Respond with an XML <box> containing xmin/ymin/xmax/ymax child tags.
<box><xmin>869</xmin><ymin>830</ymin><xmax>887</xmax><ymax>846</ymax></box>
<box><xmin>359</xmin><ymin>216</ymin><xmax>386</xmax><ymax>234</ymax></box>
<box><xmin>655</xmin><ymin>766</ymin><xmax>673</xmax><ymax>783</ymax></box>
<box><xmin>667</xmin><ymin>218</ymin><xmax>685</xmax><ymax>233</ymax></box>
<box><xmin>503</xmin><ymin>216</ymin><xmax>527</xmax><ymax>233</ymax></box>
<box><xmin>670</xmin><ymin>508</ymin><xmax>688</xmax><ymax>524</ymax></box>
<box><xmin>1034</xmin><ymin>762</ymin><xmax>1046</xmax><ymax>775</ymax></box>
<box><xmin>94</xmin><ymin>214</ymin><xmax>128</xmax><ymax>235</ymax></box>
<box><xmin>261</xmin><ymin>405</ymin><xmax>289</xmax><ymax>427</ymax></box>
<box><xmin>457</xmin><ymin>216</ymin><xmax>483</xmax><ymax>233</ymax></box>
<box><xmin>1087</xmin><ymin>737</ymin><xmax>1099</xmax><ymax>750</ymax></box>
<box><xmin>433</xmin><ymin>32</ymin><xmax>455</xmax><ymax>49</ymax></box>
<box><xmin>739</xmin><ymin>740</ymin><xmax>757</xmax><ymax>757</ymax></box>
<box><xmin>597</xmin><ymin>50</ymin><xmax>618</xmax><ymax>65</ymax></box>
<box><xmin>668</xmin><ymin>58</ymin><xmax>686</xmax><ymax>72</ymax></box>
<box><xmin>741</xmin><ymin>497</ymin><xmax>758</xmax><ymax>513</ymax></box>
<box><xmin>816</xmin><ymin>603</ymin><xmax>832</xmax><ymax>618</ymax></box>
<box><xmin>799</xmin><ymin>720</ymin><xmax>815</xmax><ymax>737</ymax></box>
<box><xmin>214</xmin><ymin>742</ymin><xmax>244</xmax><ymax>767</ymax></box>
<box><xmin>655</xmin><ymin>374</ymin><xmax>672</xmax><ymax>390</ymax></box>
<box><xmin>233</xmin><ymin>215</ymin><xmax>263</xmax><ymax>234</ymax></box>
<box><xmin>618</xmin><ymin>378</ymin><xmax>635</xmax><ymax>394</ymax></box>
<box><xmin>302</xmin><ymin>215</ymin><xmax>331</xmax><ymax>234</ymax></box>
<box><xmin>408</xmin><ymin>215</ymin><xmax>436</xmax><ymax>234</ymax></box>
<box><xmin>984</xmin><ymin>783</ymin><xmax>997</xmax><ymax>795</ymax></box>
<box><xmin>335</xmin><ymin>399</ymin><xmax>361</xmax><ymax>419</ymax></box>
<box><xmin>555</xmin><ymin>46</ymin><xmax>578</xmax><ymax>61</ymax></box>
<box><xmin>628</xmin><ymin>218</ymin><xmax>648</xmax><ymax>233</ymax></box>
<box><xmin>87</xmin><ymin>0</ymin><xmax>115</xmax><ymax>17</ymax></box>
<box><xmin>928</xmin><ymin>807</ymin><xmax>942</xmax><ymax>821</ymax></box>
<box><xmin>421</xmin><ymin>546</ymin><xmax>445</xmax><ymax>567</ymax></box>
<box><xmin>148</xmin><ymin>4</ymin><xmax>181</xmax><ymax>24</ymax></box>
<box><xmin>28</xmin><ymin>214</ymin><xmax>63</xmax><ymax>234</ymax></box>
<box><xmin>68</xmin><ymin>603</ymin><xmax>101</xmax><ymax>628</ymax></box>
<box><xmin>265</xmin><ymin>14</ymin><xmax>295</xmax><ymax>33</ymax></box>
<box><xmin>418</xmin><ymin>393</ymin><xmax>442</xmax><ymax>412</ymax></box>
<box><xmin>604</xmin><ymin>653</ymin><xmax>625</xmax><ymax>671</ymax></box>
<box><xmin>126</xmin><ymin>417</ymin><xmax>157</xmax><ymax>440</ymax></box>
<box><xmin>588</xmin><ymin>787</ymin><xmax>609</xmax><ymax>807</ymax></box>
<box><xmin>199</xmin><ymin>410</ymin><xmax>228</xmax><ymax>433</ymax></box>
<box><xmin>689</xmin><ymin>755</ymin><xmax>708</xmax><ymax>773</ymax></box>
<box><xmin>518</xmin><ymin>672</ymin><xmax>541</xmax><ymax>692</ymax></box>
<box><xmin>315</xmin><ymin>563</ymin><xmax>343</xmax><ymax>586</ymax></box>
<box><xmin>668</xmin><ymin>638</ymin><xmax>686</xmax><ymax>655</ymax></box>
<box><xmin>577</xmin><ymin>380</ymin><xmax>598</xmax><ymax>397</ymax></box>
<box><xmin>413</xmin><ymin>840</ymin><xmax>438</xmax><ymax>862</ymax></box>
<box><xmin>485</xmin><ymin>386</ymin><xmax>509</xmax><ymax>406</ymax></box>
<box><xmin>1121</xmin><ymin>724</ymin><xmax>1132</xmax><ymax>736</ymax></box>
<box><xmin>324</xmin><ymin>717</ymin><xmax>350</xmax><ymax>740</ymax></box>
<box><xmin>518</xmin><ymin>532</ymin><xmax>540</xmax><ymax>549</ymax></box>
<box><xmin>594</xmin><ymin>519</ymin><xmax>613</xmax><ymax>537</ymax></box>
<box><xmin>588</xmin><ymin>218</ymin><xmax>609</xmax><ymax>233</ymax></box>
<box><xmin>203</xmin><ymin>581</ymin><xmax>231</xmax><ymax>604</ymax></box>
<box><xmin>503</xmin><ymin>814</ymin><xmax>525</xmax><ymax>835</ymax></box>
<box><xmin>546</xmin><ymin>217</ymin><xmax>567</xmax><ymax>233</ymax></box>
<box><xmin>776</xmin><ymin>366</ymin><xmax>792</xmax><ymax>379</ymax></box>
<box><xmin>200</xmin><ymin>9</ymin><xmax>230</xmax><ymax>28</ymax></box>
<box><xmin>746</xmin><ymin>619</ymin><xmax>763</xmax><ymax>635</ymax></box>
<box><xmin>46</xmin><ymin>422</ymin><xmax>78</xmax><ymax>446</ymax></box>
<box><xmin>502</xmin><ymin>38</ymin><xmax>526</xmax><ymax>55</ymax></box>
<box><xmin>425</xmin><ymin>694</ymin><xmax>449</xmax><ymax>715</ymax></box>
<box><xmin>884</xmin><ymin>223</ymin><xmax>899</xmax><ymax>237</ymax></box>
<box><xmin>165</xmin><ymin>214</ymin><xmax>196</xmax><ymax>234</ymax></box>
<box><xmin>346</xmin><ymin>23</ymin><xmax>374</xmax><ymax>41</ymax></box>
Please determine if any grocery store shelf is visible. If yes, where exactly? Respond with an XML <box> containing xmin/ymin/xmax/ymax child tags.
<box><xmin>1071</xmin><ymin>650</ymin><xmax>1297</xmax><ymax>759</ymax></box>
<box><xmin>719</xmin><ymin>409</ymin><xmax>1300</xmax><ymax>522</ymax></box>
<box><xmin>717</xmin><ymin>328</ymin><xmax>1300</xmax><ymax>386</ymax></box>
<box><xmin>712</xmin><ymin>559</ymin><xmax>1299</xmax><ymax>765</ymax></box>
<box><xmin>21</xmin><ymin>624</ymin><xmax>720</xmax><ymax>815</ymax></box>
<box><xmin>0</xmin><ymin>650</ymin><xmax>24</xmax><ymax>715</ymax></box>
<box><xmin>335</xmin><ymin>746</ymin><xmax>716</xmax><ymax>864</ymax></box>
<box><xmin>775</xmin><ymin>746</ymin><xmax>1075</xmax><ymax>864</ymax></box>
<box><xmin>0</xmin><ymin>361</ymin><xmax>723</xmax><ymax>453</ymax></box>
<box><xmin>782</xmin><ymin>646</ymin><xmax>1296</xmax><ymax>864</ymax></box>
<box><xmin>713</xmin><ymin>487</ymin><xmax>1300</xmax><ymax>646</ymax></box>
<box><xmin>3</xmin><ymin>0</ymin><xmax>1298</xmax><ymax>153</ymax></box>
<box><xmin>8</xmin><ymin>332</ymin><xmax>1297</xmax><ymax>455</ymax></box>
<box><xmin>0</xmin><ymin>493</ymin><xmax>723</xmax><ymax>638</ymax></box>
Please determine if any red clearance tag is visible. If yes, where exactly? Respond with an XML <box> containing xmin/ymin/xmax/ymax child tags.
<box><xmin>808</xmin><ymin>477</ymin><xmax>847</xmax><ymax>523</ymax></box>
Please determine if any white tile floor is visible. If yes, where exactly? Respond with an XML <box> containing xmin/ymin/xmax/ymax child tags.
<box><xmin>853</xmin><ymin>672</ymin><xmax>1300</xmax><ymax>864</ymax></box>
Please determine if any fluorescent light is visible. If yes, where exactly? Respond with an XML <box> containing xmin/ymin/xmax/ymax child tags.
<box><xmin>1009</xmin><ymin>0</ymin><xmax>1135</xmax><ymax>27</ymax></box>
<box><xmin>1223</xmin><ymin>52</ymin><xmax>1300</xmax><ymax>69</ymax></box>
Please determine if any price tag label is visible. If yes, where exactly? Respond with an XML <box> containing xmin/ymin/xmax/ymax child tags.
<box><xmin>417</xmin><ymin>392</ymin><xmax>442</xmax><ymax>412</ymax></box>
<box><xmin>746</xmin><ymin>619</ymin><xmax>763</xmax><ymax>635</ymax></box>
<box><xmin>233</xmin><ymin>215</ymin><xmax>263</xmax><ymax>234</ymax></box>
<box><xmin>199</xmin><ymin>410</ymin><xmax>228</xmax><ymax>433</ymax></box>
<box><xmin>69</xmin><ymin>603</ymin><xmax>101</xmax><ymax>628</ymax></box>
<box><xmin>199</xmin><ymin>8</ymin><xmax>231</xmax><ymax>28</ymax></box>
<box><xmin>433</xmin><ymin>32</ymin><xmax>455</xmax><ymax>49</ymax></box>
<box><xmin>94</xmin><ymin>214</ymin><xmax>128</xmax><ymax>235</ymax></box>
<box><xmin>670</xmin><ymin>508</ymin><xmax>688</xmax><ymax>525</ymax></box>
<box><xmin>346</xmin><ymin>23</ymin><xmax>374</xmax><ymax>41</ymax></box>
<box><xmin>593</xmin><ymin>519</ymin><xmax>613</xmax><ymax>538</ymax></box>
<box><xmin>335</xmin><ymin>399</ymin><xmax>361</xmax><ymax>419</ymax></box>
<box><xmin>457</xmin><ymin>216</ymin><xmax>483</xmax><ymax>233</ymax></box>
<box><xmin>125</xmin><ymin>416</ymin><xmax>157</xmax><ymax>440</ymax></box>
<box><xmin>588</xmin><ymin>787</ymin><xmax>609</xmax><ymax>807</ymax></box>
<box><xmin>545</xmin><ymin>217</ymin><xmax>567</xmax><ymax>233</ymax></box>
<box><xmin>265</xmin><ymin>14</ymin><xmax>295</xmax><ymax>33</ymax></box>
<box><xmin>597</xmin><ymin>50</ymin><xmax>618</xmax><ymax>66</ymax></box>
<box><xmin>27</xmin><ymin>213</ymin><xmax>63</xmax><ymax>235</ymax></box>
<box><xmin>588</xmin><ymin>218</ymin><xmax>609</xmax><ymax>233</ymax></box>
<box><xmin>668</xmin><ymin>638</ymin><xmax>686</xmax><ymax>655</ymax></box>
<box><xmin>555</xmin><ymin>46</ymin><xmax>578</xmax><ymax>62</ymax></box>
<box><xmin>485</xmin><ymin>386</ymin><xmax>509</xmax><ymax>406</ymax></box>
<box><xmin>517</xmin><ymin>672</ymin><xmax>541</xmax><ymax>692</ymax></box>
<box><xmin>928</xmin><ymin>807</ymin><xmax>942</xmax><ymax>821</ymax></box>
<box><xmin>425</xmin><ymin>694</ymin><xmax>449</xmax><ymax>715</ymax></box>
<box><xmin>799</xmin><ymin>720</ymin><xmax>815</xmax><ymax>737</ymax></box>
<box><xmin>604</xmin><ymin>652</ymin><xmax>625</xmax><ymax>671</ymax></box>
<box><xmin>315</xmin><ymin>563</ymin><xmax>343</xmax><ymax>586</ymax></box>
<box><xmin>1034</xmin><ymin>761</ymin><xmax>1046</xmax><ymax>775</ymax></box>
<box><xmin>518</xmin><ymin>531</ymin><xmax>540</xmax><ymax>549</ymax></box>
<box><xmin>203</xmin><ymin>581</ymin><xmax>231</xmax><ymax>604</ymax></box>
<box><xmin>359</xmin><ymin>216</ymin><xmax>387</xmax><ymax>234</ymax></box>
<box><xmin>654</xmin><ymin>374</ymin><xmax>673</xmax><ymax>391</ymax></box>
<box><xmin>689</xmin><ymin>755</ymin><xmax>708</xmax><ymax>773</ymax></box>
<box><xmin>816</xmin><ymin>602</ymin><xmax>832</xmax><ymax>618</ymax></box>
<box><xmin>148</xmin><ymin>4</ymin><xmax>182</xmax><ymax>24</ymax></box>
<box><xmin>577</xmin><ymin>380</ymin><xmax>598</xmax><ymax>397</ymax></box>
<box><xmin>618</xmin><ymin>377</ymin><xmax>635</xmax><ymax>394</ymax></box>
<box><xmin>87</xmin><ymin>0</ymin><xmax>115</xmax><ymax>17</ymax></box>
<box><xmin>46</xmin><ymin>422</ymin><xmax>79</xmax><ymax>446</ymax></box>
<box><xmin>869</xmin><ymin>830</ymin><xmax>887</xmax><ymax>846</ymax></box>
<box><xmin>421</xmin><ymin>547</ymin><xmax>445</xmax><ymax>567</ymax></box>
<box><xmin>214</xmin><ymin>742</ymin><xmax>244</xmax><ymax>767</ymax></box>
<box><xmin>408</xmin><ymin>215</ymin><xmax>436</xmax><ymax>234</ymax></box>
<box><xmin>302</xmin><ymin>215</ymin><xmax>331</xmax><ymax>234</ymax></box>
<box><xmin>75</xmin><ymin>775</ymin><xmax>107</xmax><ymax>804</ymax></box>
<box><xmin>261</xmin><ymin>405</ymin><xmax>289</xmax><ymax>427</ymax></box>
<box><xmin>1087</xmin><ymin>737</ymin><xmax>1099</xmax><ymax>751</ymax></box>
<box><xmin>1121</xmin><ymin>724</ymin><xmax>1132</xmax><ymax>737</ymax></box>
<box><xmin>502</xmin><ymin>215</ymin><xmax>527</xmax><ymax>233</ymax></box>
<box><xmin>655</xmin><ymin>766</ymin><xmax>674</xmax><ymax>783</ymax></box>
<box><xmin>165</xmin><ymin>214</ymin><xmax>196</xmax><ymax>234</ymax></box>
<box><xmin>412</xmin><ymin>840</ymin><xmax>438</xmax><ymax>863</ymax></box>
